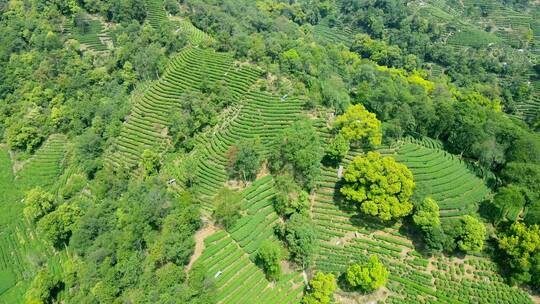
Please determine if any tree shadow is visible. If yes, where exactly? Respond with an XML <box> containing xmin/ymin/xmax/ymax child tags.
<box><xmin>477</xmin><ymin>199</ymin><xmax>498</xmax><ymax>222</ymax></box>
<box><xmin>398</xmin><ymin>218</ymin><xmax>433</xmax><ymax>257</ymax></box>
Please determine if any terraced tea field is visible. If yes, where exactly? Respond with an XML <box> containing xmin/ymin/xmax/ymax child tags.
<box><xmin>311</xmin><ymin>144</ymin><xmax>530</xmax><ymax>304</ymax></box>
<box><xmin>189</xmin><ymin>90</ymin><xmax>304</xmax><ymax>210</ymax></box>
<box><xmin>64</xmin><ymin>17</ymin><xmax>110</xmax><ymax>52</ymax></box>
<box><xmin>174</xmin><ymin>19</ymin><xmax>213</xmax><ymax>45</ymax></box>
<box><xmin>514</xmin><ymin>80</ymin><xmax>540</xmax><ymax>123</ymax></box>
<box><xmin>0</xmin><ymin>136</ymin><xmax>68</xmax><ymax>304</ymax></box>
<box><xmin>380</xmin><ymin>138</ymin><xmax>491</xmax><ymax>218</ymax></box>
<box><xmin>145</xmin><ymin>0</ymin><xmax>167</xmax><ymax>28</ymax></box>
<box><xmin>193</xmin><ymin>177</ymin><xmax>304</xmax><ymax>304</ymax></box>
<box><xmin>15</xmin><ymin>134</ymin><xmax>67</xmax><ymax>189</ymax></box>
<box><xmin>107</xmin><ymin>47</ymin><xmax>263</xmax><ymax>169</ymax></box>
<box><xmin>446</xmin><ymin>27</ymin><xmax>502</xmax><ymax>49</ymax></box>
<box><xmin>313</xmin><ymin>19</ymin><xmax>354</xmax><ymax>47</ymax></box>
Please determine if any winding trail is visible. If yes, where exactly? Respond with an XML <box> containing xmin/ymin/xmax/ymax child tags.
<box><xmin>185</xmin><ymin>223</ymin><xmax>218</xmax><ymax>273</ymax></box>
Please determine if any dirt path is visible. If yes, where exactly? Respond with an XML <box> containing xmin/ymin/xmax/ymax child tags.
<box><xmin>185</xmin><ymin>223</ymin><xmax>218</xmax><ymax>273</ymax></box>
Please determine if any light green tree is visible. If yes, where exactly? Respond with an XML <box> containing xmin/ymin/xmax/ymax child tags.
<box><xmin>301</xmin><ymin>272</ymin><xmax>336</xmax><ymax>304</ymax></box>
<box><xmin>499</xmin><ymin>222</ymin><xmax>540</xmax><ymax>287</ymax></box>
<box><xmin>273</xmin><ymin>174</ymin><xmax>309</xmax><ymax>217</ymax></box>
<box><xmin>413</xmin><ymin>197</ymin><xmax>440</xmax><ymax>228</ymax></box>
<box><xmin>23</xmin><ymin>187</ymin><xmax>55</xmax><ymax>223</ymax></box>
<box><xmin>340</xmin><ymin>152</ymin><xmax>414</xmax><ymax>221</ymax></box>
<box><xmin>212</xmin><ymin>188</ymin><xmax>243</xmax><ymax>229</ymax></box>
<box><xmin>346</xmin><ymin>255</ymin><xmax>388</xmax><ymax>292</ymax></box>
<box><xmin>24</xmin><ymin>268</ymin><xmax>60</xmax><ymax>304</ymax></box>
<box><xmin>457</xmin><ymin>215</ymin><xmax>486</xmax><ymax>253</ymax></box>
<box><xmin>226</xmin><ymin>138</ymin><xmax>263</xmax><ymax>181</ymax></box>
<box><xmin>334</xmin><ymin>104</ymin><xmax>382</xmax><ymax>148</ymax></box>
<box><xmin>37</xmin><ymin>203</ymin><xmax>82</xmax><ymax>249</ymax></box>
<box><xmin>269</xmin><ymin>118</ymin><xmax>323</xmax><ymax>189</ymax></box>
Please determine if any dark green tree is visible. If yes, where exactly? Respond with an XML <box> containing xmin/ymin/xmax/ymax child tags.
<box><xmin>256</xmin><ymin>240</ymin><xmax>282</xmax><ymax>281</ymax></box>
<box><xmin>273</xmin><ymin>174</ymin><xmax>310</xmax><ymax>217</ymax></box>
<box><xmin>226</xmin><ymin>138</ymin><xmax>263</xmax><ymax>181</ymax></box>
<box><xmin>269</xmin><ymin>118</ymin><xmax>323</xmax><ymax>189</ymax></box>
<box><xmin>278</xmin><ymin>213</ymin><xmax>316</xmax><ymax>268</ymax></box>
<box><xmin>212</xmin><ymin>188</ymin><xmax>243</xmax><ymax>229</ymax></box>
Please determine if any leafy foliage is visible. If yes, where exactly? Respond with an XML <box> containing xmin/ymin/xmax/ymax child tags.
<box><xmin>413</xmin><ymin>197</ymin><xmax>441</xmax><ymax>228</ymax></box>
<box><xmin>341</xmin><ymin>152</ymin><xmax>414</xmax><ymax>221</ymax></box>
<box><xmin>456</xmin><ymin>216</ymin><xmax>486</xmax><ymax>253</ymax></box>
<box><xmin>345</xmin><ymin>255</ymin><xmax>388</xmax><ymax>292</ymax></box>
<box><xmin>226</xmin><ymin>138</ymin><xmax>263</xmax><ymax>181</ymax></box>
<box><xmin>23</xmin><ymin>187</ymin><xmax>55</xmax><ymax>223</ymax></box>
<box><xmin>256</xmin><ymin>240</ymin><xmax>283</xmax><ymax>281</ymax></box>
<box><xmin>269</xmin><ymin>118</ymin><xmax>323</xmax><ymax>190</ymax></box>
<box><xmin>273</xmin><ymin>174</ymin><xmax>310</xmax><ymax>217</ymax></box>
<box><xmin>141</xmin><ymin>149</ymin><xmax>161</xmax><ymax>176</ymax></box>
<box><xmin>498</xmin><ymin>221</ymin><xmax>540</xmax><ymax>286</ymax></box>
<box><xmin>324</xmin><ymin>133</ymin><xmax>349</xmax><ymax>163</ymax></box>
<box><xmin>212</xmin><ymin>188</ymin><xmax>243</xmax><ymax>229</ymax></box>
<box><xmin>334</xmin><ymin>104</ymin><xmax>382</xmax><ymax>148</ymax></box>
<box><xmin>302</xmin><ymin>272</ymin><xmax>337</xmax><ymax>304</ymax></box>
<box><xmin>277</xmin><ymin>213</ymin><xmax>316</xmax><ymax>268</ymax></box>
<box><xmin>37</xmin><ymin>203</ymin><xmax>82</xmax><ymax>249</ymax></box>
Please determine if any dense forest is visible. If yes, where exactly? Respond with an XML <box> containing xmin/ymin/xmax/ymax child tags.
<box><xmin>1</xmin><ymin>0</ymin><xmax>540</xmax><ymax>303</ymax></box>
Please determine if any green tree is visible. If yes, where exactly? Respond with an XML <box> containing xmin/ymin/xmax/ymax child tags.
<box><xmin>269</xmin><ymin>118</ymin><xmax>323</xmax><ymax>189</ymax></box>
<box><xmin>324</xmin><ymin>133</ymin><xmax>350</xmax><ymax>163</ymax></box>
<box><xmin>320</xmin><ymin>75</ymin><xmax>350</xmax><ymax>113</ymax></box>
<box><xmin>132</xmin><ymin>42</ymin><xmax>166</xmax><ymax>80</ymax></box>
<box><xmin>24</xmin><ymin>268</ymin><xmax>61</xmax><ymax>304</ymax></box>
<box><xmin>423</xmin><ymin>225</ymin><xmax>447</xmax><ymax>253</ymax></box>
<box><xmin>334</xmin><ymin>104</ymin><xmax>382</xmax><ymax>148</ymax></box>
<box><xmin>345</xmin><ymin>255</ymin><xmax>388</xmax><ymax>292</ymax></box>
<box><xmin>256</xmin><ymin>240</ymin><xmax>282</xmax><ymax>281</ymax></box>
<box><xmin>37</xmin><ymin>203</ymin><xmax>82</xmax><ymax>248</ymax></box>
<box><xmin>149</xmin><ymin>207</ymin><xmax>200</xmax><ymax>267</ymax></box>
<box><xmin>273</xmin><ymin>174</ymin><xmax>310</xmax><ymax>217</ymax></box>
<box><xmin>23</xmin><ymin>187</ymin><xmax>55</xmax><ymax>223</ymax></box>
<box><xmin>302</xmin><ymin>272</ymin><xmax>337</xmax><ymax>304</ymax></box>
<box><xmin>141</xmin><ymin>149</ymin><xmax>161</xmax><ymax>176</ymax></box>
<box><xmin>456</xmin><ymin>215</ymin><xmax>486</xmax><ymax>253</ymax></box>
<box><xmin>6</xmin><ymin>123</ymin><xmax>44</xmax><ymax>152</ymax></box>
<box><xmin>501</xmin><ymin>163</ymin><xmax>540</xmax><ymax>196</ymax></box>
<box><xmin>340</xmin><ymin>152</ymin><xmax>414</xmax><ymax>221</ymax></box>
<box><xmin>413</xmin><ymin>197</ymin><xmax>440</xmax><ymax>228</ymax></box>
<box><xmin>412</xmin><ymin>197</ymin><xmax>446</xmax><ymax>252</ymax></box>
<box><xmin>169</xmin><ymin>91</ymin><xmax>218</xmax><ymax>151</ymax></box>
<box><xmin>226</xmin><ymin>138</ymin><xmax>263</xmax><ymax>181</ymax></box>
<box><xmin>212</xmin><ymin>188</ymin><xmax>243</xmax><ymax>229</ymax></box>
<box><xmin>498</xmin><ymin>221</ymin><xmax>540</xmax><ymax>286</ymax></box>
<box><xmin>279</xmin><ymin>213</ymin><xmax>316</xmax><ymax>268</ymax></box>
<box><xmin>60</xmin><ymin>174</ymin><xmax>87</xmax><ymax>200</ymax></box>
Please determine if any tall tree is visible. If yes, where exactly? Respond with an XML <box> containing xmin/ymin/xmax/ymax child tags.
<box><xmin>346</xmin><ymin>255</ymin><xmax>388</xmax><ymax>292</ymax></box>
<box><xmin>269</xmin><ymin>118</ymin><xmax>323</xmax><ymax>189</ymax></box>
<box><xmin>212</xmin><ymin>188</ymin><xmax>243</xmax><ymax>229</ymax></box>
<box><xmin>278</xmin><ymin>213</ymin><xmax>316</xmax><ymax>268</ymax></box>
<box><xmin>256</xmin><ymin>240</ymin><xmax>283</xmax><ymax>281</ymax></box>
<box><xmin>23</xmin><ymin>187</ymin><xmax>55</xmax><ymax>223</ymax></box>
<box><xmin>302</xmin><ymin>272</ymin><xmax>337</xmax><ymax>304</ymax></box>
<box><xmin>226</xmin><ymin>138</ymin><xmax>264</xmax><ymax>181</ymax></box>
<box><xmin>333</xmin><ymin>104</ymin><xmax>382</xmax><ymax>148</ymax></box>
<box><xmin>340</xmin><ymin>152</ymin><xmax>414</xmax><ymax>221</ymax></box>
<box><xmin>498</xmin><ymin>221</ymin><xmax>540</xmax><ymax>286</ymax></box>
